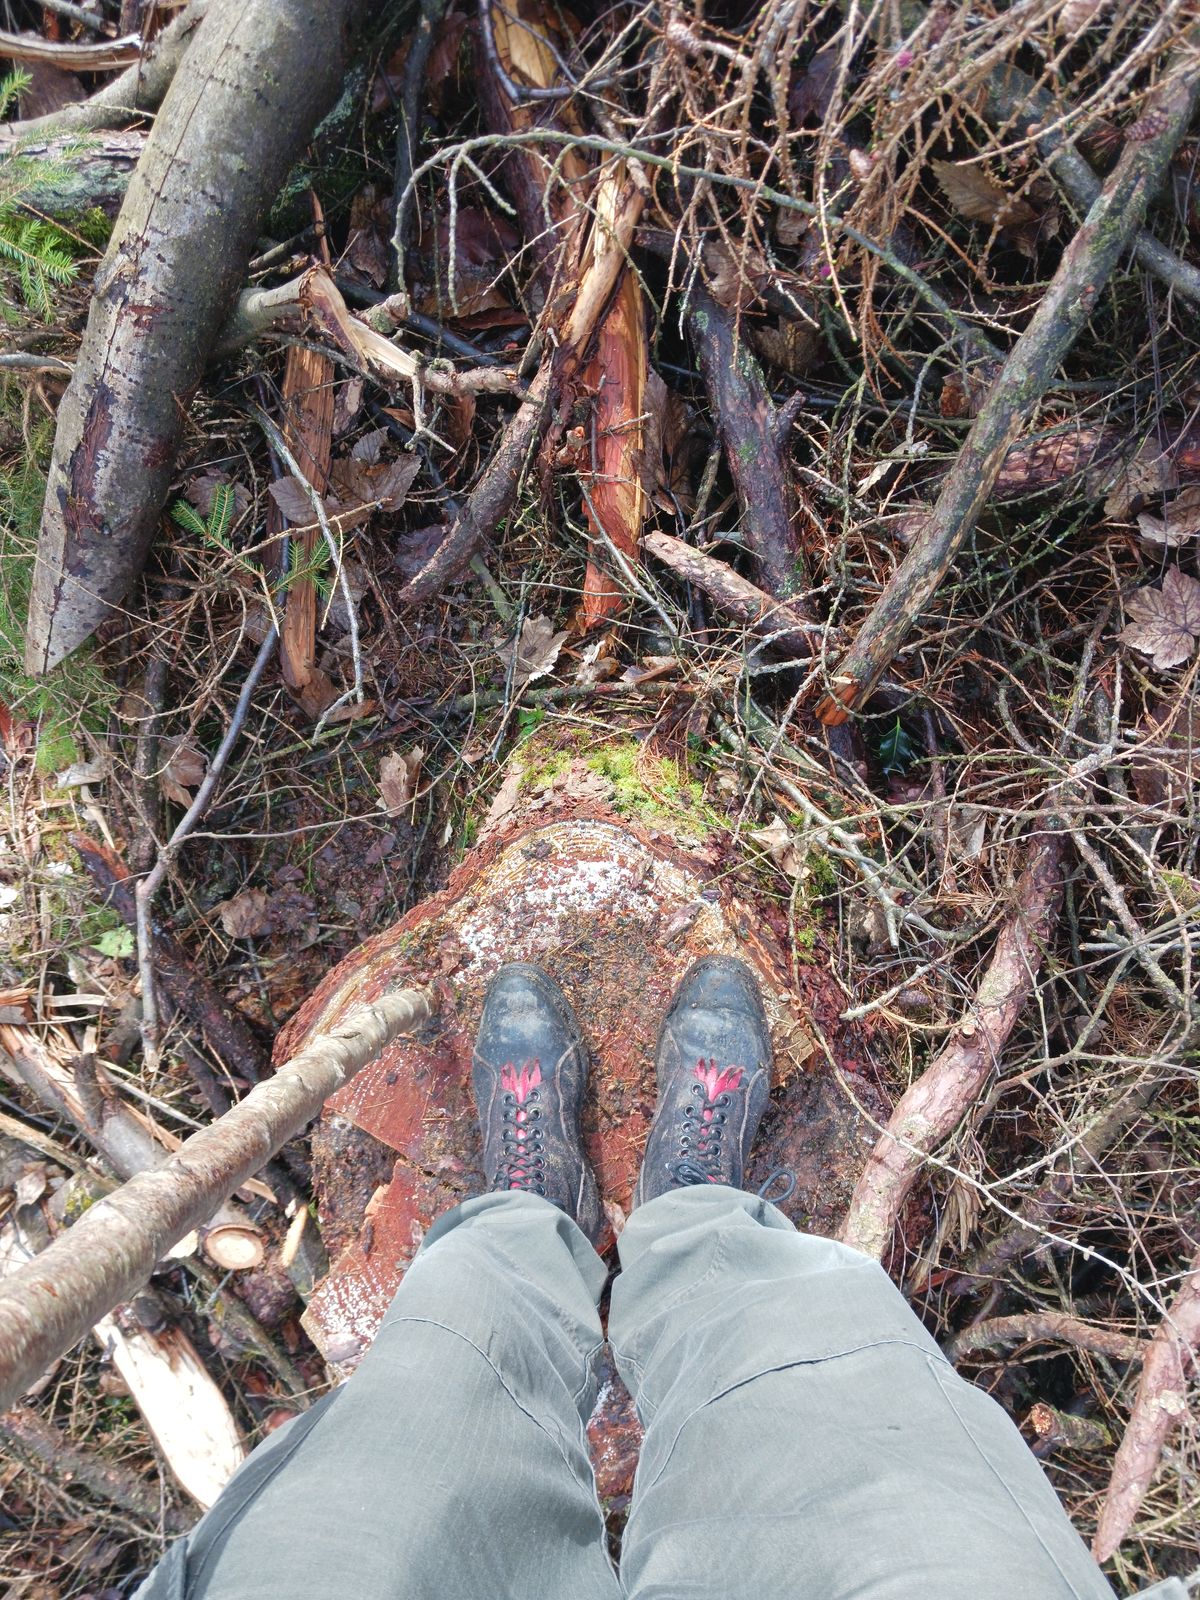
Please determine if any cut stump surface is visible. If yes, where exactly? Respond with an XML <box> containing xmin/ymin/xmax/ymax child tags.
<box><xmin>277</xmin><ymin>810</ymin><xmax>885</xmax><ymax>1507</ymax></box>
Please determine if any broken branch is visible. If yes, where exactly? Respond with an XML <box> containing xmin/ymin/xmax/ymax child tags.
<box><xmin>0</xmin><ymin>987</ymin><xmax>435</xmax><ymax>1414</ymax></box>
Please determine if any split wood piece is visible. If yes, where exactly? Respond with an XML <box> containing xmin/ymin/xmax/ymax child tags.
<box><xmin>472</xmin><ymin>0</ymin><xmax>590</xmax><ymax>296</ymax></box>
<box><xmin>0</xmin><ymin>1022</ymin><xmax>265</xmax><ymax>1272</ymax></box>
<box><xmin>473</xmin><ymin>0</ymin><xmax>647</xmax><ymax>616</ymax></box>
<box><xmin>580</xmin><ymin>210</ymin><xmax>647</xmax><ymax>627</ymax></box>
<box><xmin>278</xmin><ymin>342</ymin><xmax>335</xmax><ymax>696</ymax></box>
<box><xmin>1093</xmin><ymin>1240</ymin><xmax>1200</xmax><ymax>1561</ymax></box>
<box><xmin>92</xmin><ymin>1305</ymin><xmax>245</xmax><ymax>1509</ymax></box>
<box><xmin>0</xmin><ymin>1401</ymin><xmax>190</xmax><ymax>1531</ymax></box>
<box><xmin>944</xmin><ymin>1310</ymin><xmax>1148</xmax><ymax>1365</ymax></box>
<box><xmin>73</xmin><ymin>832</ymin><xmax>270</xmax><ymax>1090</ymax></box>
<box><xmin>948</xmin><ymin>1070</ymin><xmax>1158</xmax><ymax>1295</ymax></box>
<box><xmin>0</xmin><ymin>0</ymin><xmax>208</xmax><ymax>141</ymax></box>
<box><xmin>815</xmin><ymin>47</ymin><xmax>1200</xmax><ymax>725</ymax></box>
<box><xmin>24</xmin><ymin>0</ymin><xmax>368</xmax><ymax>673</ymax></box>
<box><xmin>1026</xmin><ymin>1403</ymin><xmax>1112</xmax><ymax>1455</ymax></box>
<box><xmin>642</xmin><ymin>529</ymin><xmax>812</xmax><ymax>657</ymax></box>
<box><xmin>0</xmin><ymin>1152</ymin><xmax>245</xmax><ymax>1511</ymax></box>
<box><xmin>396</xmin><ymin>155</ymin><xmax>645</xmax><ymax>606</ymax></box>
<box><xmin>0</xmin><ymin>28</ymin><xmax>143</xmax><ymax>69</ymax></box>
<box><xmin>839</xmin><ymin>821</ymin><xmax>1067</xmax><ymax>1260</ymax></box>
<box><xmin>0</xmin><ymin>987</ymin><xmax>434</xmax><ymax>1414</ymax></box>
<box><xmin>689</xmin><ymin>286</ymin><xmax>808</xmax><ymax>606</ymax></box>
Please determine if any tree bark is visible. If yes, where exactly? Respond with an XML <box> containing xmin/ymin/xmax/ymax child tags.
<box><xmin>0</xmin><ymin>988</ymin><xmax>433</xmax><ymax>1414</ymax></box>
<box><xmin>25</xmin><ymin>0</ymin><xmax>367</xmax><ymax>672</ymax></box>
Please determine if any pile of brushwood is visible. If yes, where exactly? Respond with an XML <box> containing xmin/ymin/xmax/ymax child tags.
<box><xmin>1</xmin><ymin>0</ymin><xmax>1198</xmax><ymax>1591</ymax></box>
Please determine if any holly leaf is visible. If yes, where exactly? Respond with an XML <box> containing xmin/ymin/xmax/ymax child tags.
<box><xmin>1120</xmin><ymin>567</ymin><xmax>1200</xmax><ymax>670</ymax></box>
<box><xmin>878</xmin><ymin>718</ymin><xmax>918</xmax><ymax>776</ymax></box>
<box><xmin>931</xmin><ymin>160</ymin><xmax>1036</xmax><ymax>227</ymax></box>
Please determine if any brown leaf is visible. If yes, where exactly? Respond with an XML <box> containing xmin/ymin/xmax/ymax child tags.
<box><xmin>931</xmin><ymin>160</ymin><xmax>1036</xmax><ymax>227</ymax></box>
<box><xmin>268</xmin><ymin>476</ymin><xmax>320</xmax><ymax>525</ymax></box>
<box><xmin>1099</xmin><ymin>440</ymin><xmax>1179</xmax><ymax>518</ymax></box>
<box><xmin>160</xmin><ymin>737</ymin><xmax>207</xmax><ymax>807</ymax></box>
<box><xmin>788</xmin><ymin>46</ymin><xmax>841</xmax><ymax>126</ymax></box>
<box><xmin>1120</xmin><ymin>566</ymin><xmax>1200</xmax><ymax>670</ymax></box>
<box><xmin>496</xmin><ymin>615</ymin><xmax>569</xmax><ymax>689</ymax></box>
<box><xmin>1136</xmin><ymin>486</ymin><xmax>1200</xmax><ymax>547</ymax></box>
<box><xmin>330</xmin><ymin>443</ymin><xmax>420</xmax><ymax>511</ymax></box>
<box><xmin>379</xmin><ymin>747</ymin><xmax>425</xmax><ymax>816</ymax></box>
<box><xmin>186</xmin><ymin>472</ymin><xmax>252</xmax><ymax>521</ymax></box>
<box><xmin>216</xmin><ymin>888</ymin><xmax>272</xmax><ymax>939</ymax></box>
<box><xmin>749</xmin><ymin>814</ymin><xmax>807</xmax><ymax>881</ymax></box>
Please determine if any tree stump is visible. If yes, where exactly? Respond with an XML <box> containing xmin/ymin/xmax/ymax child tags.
<box><xmin>275</xmin><ymin>751</ymin><xmax>888</xmax><ymax>1513</ymax></box>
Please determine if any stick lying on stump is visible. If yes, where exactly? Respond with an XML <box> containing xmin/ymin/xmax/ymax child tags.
<box><xmin>815</xmin><ymin>39</ymin><xmax>1200</xmax><ymax>724</ymax></box>
<box><xmin>0</xmin><ymin>987</ymin><xmax>434</xmax><ymax>1415</ymax></box>
<box><xmin>839</xmin><ymin>818</ymin><xmax>1067</xmax><ymax>1259</ymax></box>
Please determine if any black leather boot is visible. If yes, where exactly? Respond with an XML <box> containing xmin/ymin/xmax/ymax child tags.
<box><xmin>635</xmin><ymin>956</ymin><xmax>772</xmax><ymax>1205</ymax></box>
<box><xmin>472</xmin><ymin>963</ymin><xmax>603</xmax><ymax>1242</ymax></box>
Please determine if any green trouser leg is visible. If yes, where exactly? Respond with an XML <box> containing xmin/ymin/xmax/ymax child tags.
<box><xmin>141</xmin><ymin>1192</ymin><xmax>619</xmax><ymax>1600</ymax></box>
<box><xmin>136</xmin><ymin>1187</ymin><xmax>1165</xmax><ymax>1600</ymax></box>
<box><xmin>609</xmin><ymin>1185</ymin><xmax>1119</xmax><ymax>1600</ymax></box>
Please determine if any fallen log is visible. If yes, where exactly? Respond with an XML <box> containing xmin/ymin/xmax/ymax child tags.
<box><xmin>24</xmin><ymin>0</ymin><xmax>368</xmax><ymax>673</ymax></box>
<box><xmin>1093</xmin><ymin>1240</ymin><xmax>1200</xmax><ymax>1561</ymax></box>
<box><xmin>840</xmin><ymin>818</ymin><xmax>1067</xmax><ymax>1259</ymax></box>
<box><xmin>0</xmin><ymin>1134</ymin><xmax>244</xmax><ymax>1510</ymax></box>
<box><xmin>815</xmin><ymin>40</ymin><xmax>1200</xmax><ymax>724</ymax></box>
<box><xmin>0</xmin><ymin>1022</ymin><xmax>265</xmax><ymax>1272</ymax></box>
<box><xmin>0</xmin><ymin>987</ymin><xmax>433</xmax><ymax>1415</ymax></box>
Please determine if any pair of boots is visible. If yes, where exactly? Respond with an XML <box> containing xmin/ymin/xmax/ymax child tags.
<box><xmin>472</xmin><ymin>955</ymin><xmax>771</xmax><ymax>1241</ymax></box>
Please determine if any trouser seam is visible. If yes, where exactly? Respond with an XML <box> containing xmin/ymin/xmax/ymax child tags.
<box><xmin>633</xmin><ymin>1339</ymin><xmax>948</xmax><ymax>1496</ymax></box>
<box><xmin>385</xmin><ymin>1316</ymin><xmax>598</xmax><ymax>1481</ymax></box>
<box><xmin>929</xmin><ymin>1357</ymin><xmax>1097</xmax><ymax>1599</ymax></box>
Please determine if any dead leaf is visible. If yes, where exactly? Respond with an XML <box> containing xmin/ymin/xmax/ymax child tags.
<box><xmin>1058</xmin><ymin>0</ymin><xmax>1106</xmax><ymax>33</ymax></box>
<box><xmin>932</xmin><ymin>160</ymin><xmax>1036</xmax><ymax>227</ymax></box>
<box><xmin>1120</xmin><ymin>566</ymin><xmax>1200</xmax><ymax>670</ymax></box>
<box><xmin>947</xmin><ymin>803</ymin><xmax>988</xmax><ymax>861</ymax></box>
<box><xmin>788</xmin><ymin>45</ymin><xmax>841</xmax><ymax>126</ymax></box>
<box><xmin>330</xmin><ymin>442</ymin><xmax>420</xmax><ymax>511</ymax></box>
<box><xmin>749</xmin><ymin>814</ymin><xmax>806</xmax><ymax>880</ymax></box>
<box><xmin>1136</xmin><ymin>486</ymin><xmax>1200</xmax><ymax>547</ymax></box>
<box><xmin>379</xmin><ymin>747</ymin><xmax>425</xmax><ymax>816</ymax></box>
<box><xmin>1099</xmin><ymin>439</ymin><xmax>1179</xmax><ymax>519</ymax></box>
<box><xmin>496</xmin><ymin>615</ymin><xmax>569</xmax><ymax>689</ymax></box>
<box><xmin>160</xmin><ymin>738</ymin><xmax>207</xmax><ymax>807</ymax></box>
<box><xmin>216</xmin><ymin>888</ymin><xmax>272</xmax><ymax>939</ymax></box>
<box><xmin>14</xmin><ymin>1162</ymin><xmax>48</xmax><ymax>1208</ymax></box>
<box><xmin>186</xmin><ymin>472</ymin><xmax>252</xmax><ymax>522</ymax></box>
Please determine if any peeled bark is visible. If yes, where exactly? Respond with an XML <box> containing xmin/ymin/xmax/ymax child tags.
<box><xmin>0</xmin><ymin>988</ymin><xmax>433</xmax><ymax>1414</ymax></box>
<box><xmin>25</xmin><ymin>0</ymin><xmax>366</xmax><ymax>673</ymax></box>
<box><xmin>840</xmin><ymin>822</ymin><xmax>1067</xmax><ymax>1260</ymax></box>
<box><xmin>1093</xmin><ymin>1241</ymin><xmax>1200</xmax><ymax>1561</ymax></box>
